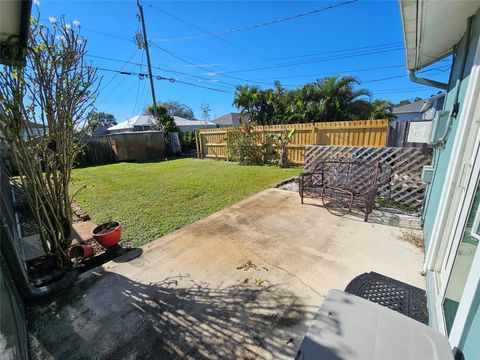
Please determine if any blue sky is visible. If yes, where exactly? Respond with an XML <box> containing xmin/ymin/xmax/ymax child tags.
<box><xmin>36</xmin><ymin>0</ymin><xmax>450</xmax><ymax>122</ymax></box>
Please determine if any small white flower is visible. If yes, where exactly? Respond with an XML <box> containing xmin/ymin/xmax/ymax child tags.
<box><xmin>65</xmin><ymin>24</ymin><xmax>72</xmax><ymax>30</ymax></box>
<box><xmin>48</xmin><ymin>17</ymin><xmax>56</xmax><ymax>24</ymax></box>
<box><xmin>73</xmin><ymin>20</ymin><xmax>80</xmax><ymax>27</ymax></box>
<box><xmin>76</xmin><ymin>39</ymin><xmax>83</xmax><ymax>44</ymax></box>
<box><xmin>56</xmin><ymin>35</ymin><xmax>65</xmax><ymax>41</ymax></box>
<box><xmin>33</xmin><ymin>0</ymin><xmax>40</xmax><ymax>6</ymax></box>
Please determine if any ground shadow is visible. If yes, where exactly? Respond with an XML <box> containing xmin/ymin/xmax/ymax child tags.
<box><xmin>346</xmin><ymin>208</ymin><xmax>422</xmax><ymax>230</ymax></box>
<box><xmin>301</xmin><ymin>199</ymin><xmax>421</xmax><ymax>230</ymax></box>
<box><xmin>27</xmin><ymin>270</ymin><xmax>316</xmax><ymax>359</ymax></box>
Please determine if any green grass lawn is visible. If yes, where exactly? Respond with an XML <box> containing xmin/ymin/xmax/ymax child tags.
<box><xmin>71</xmin><ymin>159</ymin><xmax>301</xmax><ymax>247</ymax></box>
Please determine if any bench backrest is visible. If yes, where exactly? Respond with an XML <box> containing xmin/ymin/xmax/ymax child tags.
<box><xmin>312</xmin><ymin>159</ymin><xmax>380</xmax><ymax>194</ymax></box>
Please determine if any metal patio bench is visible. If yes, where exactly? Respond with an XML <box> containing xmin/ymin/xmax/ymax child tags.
<box><xmin>299</xmin><ymin>158</ymin><xmax>389</xmax><ymax>221</ymax></box>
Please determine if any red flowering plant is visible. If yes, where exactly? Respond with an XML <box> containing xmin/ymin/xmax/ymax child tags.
<box><xmin>226</xmin><ymin>124</ymin><xmax>264</xmax><ymax>165</ymax></box>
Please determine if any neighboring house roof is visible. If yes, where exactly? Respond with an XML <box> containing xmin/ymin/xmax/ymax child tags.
<box><xmin>107</xmin><ymin>114</ymin><xmax>215</xmax><ymax>131</ymax></box>
<box><xmin>173</xmin><ymin>116</ymin><xmax>215</xmax><ymax>127</ymax></box>
<box><xmin>399</xmin><ymin>1</ymin><xmax>480</xmax><ymax>70</ymax></box>
<box><xmin>212</xmin><ymin>113</ymin><xmax>241</xmax><ymax>126</ymax></box>
<box><xmin>392</xmin><ymin>92</ymin><xmax>446</xmax><ymax>115</ymax></box>
<box><xmin>392</xmin><ymin>100</ymin><xmax>425</xmax><ymax>115</ymax></box>
<box><xmin>107</xmin><ymin>114</ymin><xmax>154</xmax><ymax>131</ymax></box>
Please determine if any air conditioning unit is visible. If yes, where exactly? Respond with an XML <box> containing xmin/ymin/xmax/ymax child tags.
<box><xmin>406</xmin><ymin>110</ymin><xmax>451</xmax><ymax>145</ymax></box>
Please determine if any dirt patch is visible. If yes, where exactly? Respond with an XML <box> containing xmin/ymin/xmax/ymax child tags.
<box><xmin>400</xmin><ymin>230</ymin><xmax>424</xmax><ymax>250</ymax></box>
<box><xmin>236</xmin><ymin>260</ymin><xmax>269</xmax><ymax>272</ymax></box>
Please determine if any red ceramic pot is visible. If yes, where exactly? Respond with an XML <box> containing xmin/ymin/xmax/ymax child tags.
<box><xmin>68</xmin><ymin>244</ymin><xmax>95</xmax><ymax>260</ymax></box>
<box><xmin>92</xmin><ymin>221</ymin><xmax>122</xmax><ymax>248</ymax></box>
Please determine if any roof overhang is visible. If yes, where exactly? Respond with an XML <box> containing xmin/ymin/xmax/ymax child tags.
<box><xmin>400</xmin><ymin>0</ymin><xmax>480</xmax><ymax>71</ymax></box>
<box><xmin>0</xmin><ymin>0</ymin><xmax>32</xmax><ymax>67</ymax></box>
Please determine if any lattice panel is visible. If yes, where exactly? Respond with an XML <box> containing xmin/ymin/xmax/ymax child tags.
<box><xmin>305</xmin><ymin>146</ymin><xmax>433</xmax><ymax>210</ymax></box>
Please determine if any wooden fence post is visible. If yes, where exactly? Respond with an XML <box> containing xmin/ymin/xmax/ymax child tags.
<box><xmin>198</xmin><ymin>131</ymin><xmax>203</xmax><ymax>159</ymax></box>
<box><xmin>226</xmin><ymin>129</ymin><xmax>230</xmax><ymax>162</ymax></box>
<box><xmin>195</xmin><ymin>130</ymin><xmax>200</xmax><ymax>159</ymax></box>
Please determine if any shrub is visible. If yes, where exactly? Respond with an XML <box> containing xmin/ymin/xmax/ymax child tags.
<box><xmin>179</xmin><ymin>130</ymin><xmax>197</xmax><ymax>152</ymax></box>
<box><xmin>226</xmin><ymin>125</ymin><xmax>264</xmax><ymax>165</ymax></box>
<box><xmin>0</xmin><ymin>15</ymin><xmax>98</xmax><ymax>269</ymax></box>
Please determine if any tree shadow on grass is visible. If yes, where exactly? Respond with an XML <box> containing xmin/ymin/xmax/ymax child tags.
<box><xmin>28</xmin><ymin>270</ymin><xmax>315</xmax><ymax>360</ymax></box>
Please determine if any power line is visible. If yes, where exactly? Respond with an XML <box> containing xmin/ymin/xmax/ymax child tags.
<box><xmin>150</xmin><ymin>0</ymin><xmax>359</xmax><ymax>42</ymax></box>
<box><xmin>76</xmin><ymin>21</ymin><xmax>452</xmax><ymax>86</ymax></box>
<box><xmin>251</xmin><ymin>64</ymin><xmax>406</xmax><ymax>80</ymax></box>
<box><xmin>88</xmin><ymin>53</ymin><xmax>450</xmax><ymax>93</ymax></box>
<box><xmin>217</xmin><ymin>46</ymin><xmax>404</xmax><ymax>75</ymax></box>
<box><xmin>94</xmin><ymin>65</ymin><xmax>234</xmax><ymax>94</ymax></box>
<box><xmin>87</xmin><ymin>54</ymin><xmax>240</xmax><ymax>88</ymax></box>
<box><xmin>174</xmin><ymin>79</ymin><xmax>235</xmax><ymax>94</ymax></box>
<box><xmin>146</xmin><ymin>3</ymin><xmax>262</xmax><ymax>58</ymax></box>
<box><xmin>362</xmin><ymin>74</ymin><xmax>406</xmax><ymax>83</ymax></box>
<box><xmin>149</xmin><ymin>42</ymin><xmax>288</xmax><ymax>87</ymax></box>
<box><xmin>266</xmin><ymin>42</ymin><xmax>403</xmax><ymax>62</ymax></box>
<box><xmin>98</xmin><ymin>50</ymin><xmax>138</xmax><ymax>93</ymax></box>
<box><xmin>130</xmin><ymin>52</ymin><xmax>145</xmax><ymax>118</ymax></box>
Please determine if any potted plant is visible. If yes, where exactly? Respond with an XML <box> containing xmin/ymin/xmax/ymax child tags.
<box><xmin>92</xmin><ymin>219</ymin><xmax>122</xmax><ymax>248</ymax></box>
<box><xmin>0</xmin><ymin>11</ymin><xmax>98</xmax><ymax>299</ymax></box>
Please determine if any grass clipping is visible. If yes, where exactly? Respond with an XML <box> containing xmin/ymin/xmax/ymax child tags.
<box><xmin>400</xmin><ymin>230</ymin><xmax>424</xmax><ymax>251</ymax></box>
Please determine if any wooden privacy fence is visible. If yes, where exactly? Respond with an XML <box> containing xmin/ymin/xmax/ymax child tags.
<box><xmin>196</xmin><ymin>119</ymin><xmax>388</xmax><ymax>165</ymax></box>
<box><xmin>78</xmin><ymin>136</ymin><xmax>117</xmax><ymax>165</ymax></box>
<box><xmin>304</xmin><ymin>145</ymin><xmax>433</xmax><ymax>210</ymax></box>
<box><xmin>387</xmin><ymin>120</ymin><xmax>428</xmax><ymax>148</ymax></box>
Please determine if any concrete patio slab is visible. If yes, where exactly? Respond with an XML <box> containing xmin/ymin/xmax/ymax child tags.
<box><xmin>28</xmin><ymin>188</ymin><xmax>425</xmax><ymax>360</ymax></box>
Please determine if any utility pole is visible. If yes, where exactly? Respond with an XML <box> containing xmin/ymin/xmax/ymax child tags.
<box><xmin>136</xmin><ymin>0</ymin><xmax>158</xmax><ymax>121</ymax></box>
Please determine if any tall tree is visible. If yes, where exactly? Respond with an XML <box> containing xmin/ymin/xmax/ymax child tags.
<box><xmin>314</xmin><ymin>76</ymin><xmax>371</xmax><ymax>121</ymax></box>
<box><xmin>233</xmin><ymin>85</ymin><xmax>274</xmax><ymax>125</ymax></box>
<box><xmin>162</xmin><ymin>100</ymin><xmax>195</xmax><ymax>119</ymax></box>
<box><xmin>200</xmin><ymin>103</ymin><xmax>211</xmax><ymax>125</ymax></box>
<box><xmin>87</xmin><ymin>111</ymin><xmax>117</xmax><ymax>134</ymax></box>
<box><xmin>146</xmin><ymin>103</ymin><xmax>179</xmax><ymax>134</ymax></box>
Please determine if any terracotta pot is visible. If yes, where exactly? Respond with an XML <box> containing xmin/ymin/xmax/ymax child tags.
<box><xmin>68</xmin><ymin>244</ymin><xmax>95</xmax><ymax>260</ymax></box>
<box><xmin>92</xmin><ymin>221</ymin><xmax>122</xmax><ymax>248</ymax></box>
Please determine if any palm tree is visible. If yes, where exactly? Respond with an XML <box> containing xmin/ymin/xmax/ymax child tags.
<box><xmin>233</xmin><ymin>85</ymin><xmax>274</xmax><ymax>125</ymax></box>
<box><xmin>369</xmin><ymin>99</ymin><xmax>396</xmax><ymax>120</ymax></box>
<box><xmin>233</xmin><ymin>85</ymin><xmax>262</xmax><ymax>123</ymax></box>
<box><xmin>314</xmin><ymin>76</ymin><xmax>371</xmax><ymax>121</ymax></box>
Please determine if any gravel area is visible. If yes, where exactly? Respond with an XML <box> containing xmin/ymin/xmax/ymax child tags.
<box><xmin>277</xmin><ymin>179</ymin><xmax>299</xmax><ymax>192</ymax></box>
